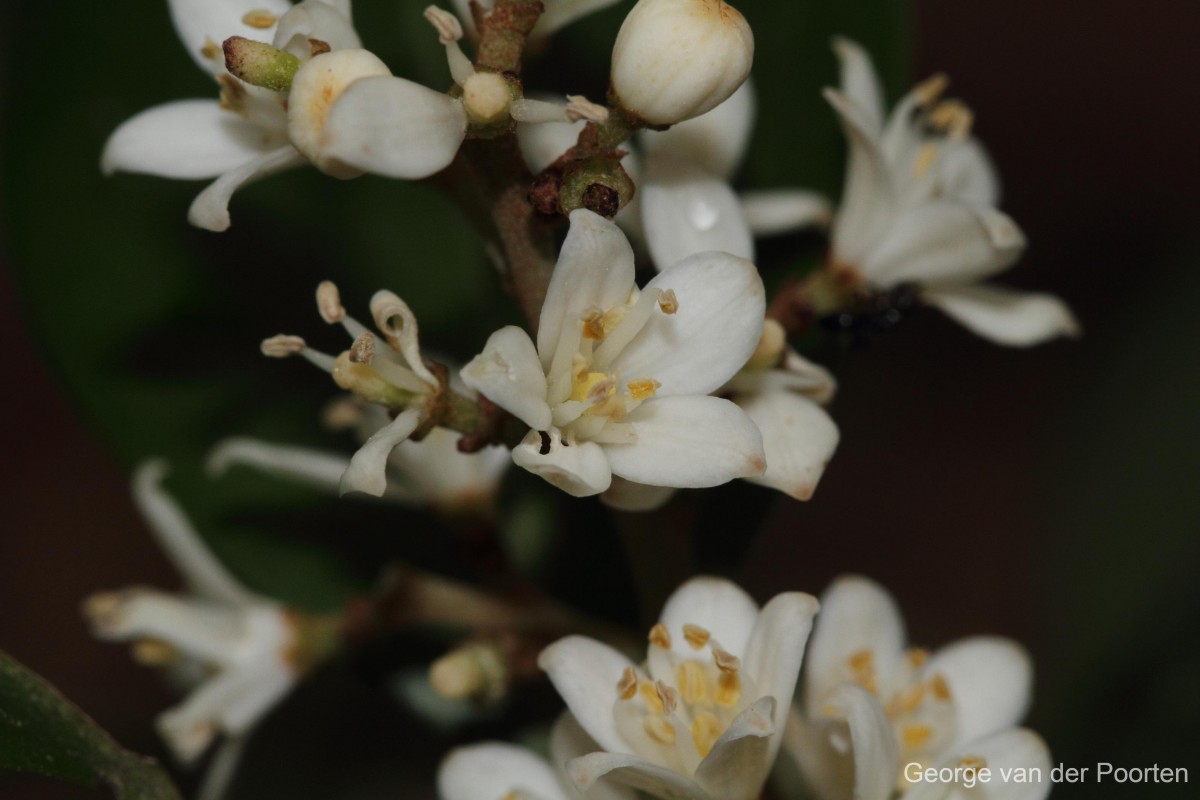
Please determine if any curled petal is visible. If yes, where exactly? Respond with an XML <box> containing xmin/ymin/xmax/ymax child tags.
<box><xmin>736</xmin><ymin>391</ymin><xmax>839</xmax><ymax>501</ymax></box>
<box><xmin>832</xmin><ymin>37</ymin><xmax>886</xmax><ymax>136</ymax></box>
<box><xmin>742</xmin><ymin>592</ymin><xmax>819</xmax><ymax>761</ymax></box>
<box><xmin>539</xmin><ymin>636</ymin><xmax>639</xmax><ymax>757</ymax></box>
<box><xmin>461</xmin><ymin>326</ymin><xmax>552</xmax><ymax>430</ymax></box>
<box><xmin>319</xmin><ymin>76</ymin><xmax>467</xmax><ymax>179</ymax></box>
<box><xmin>272</xmin><ymin>0</ymin><xmax>361</xmax><ymax>57</ymax></box>
<box><xmin>101</xmin><ymin>100</ymin><xmax>283</xmax><ymax>180</ymax></box>
<box><xmin>724</xmin><ymin>349</ymin><xmax>837</xmax><ymax>404</ymax></box>
<box><xmin>537</xmin><ymin>210</ymin><xmax>637</xmax><ymax>369</ymax></box>
<box><xmin>187</xmin><ymin>146</ymin><xmax>305</xmax><ymax>232</ymax></box>
<box><xmin>512</xmin><ymin>430</ymin><xmax>612</xmax><ymax>497</ymax></box>
<box><xmin>339</xmin><ymin>408</ymin><xmax>423</xmax><ymax>497</ymax></box>
<box><xmin>603</xmin><ymin>396</ymin><xmax>766</xmax><ymax>489</ymax></box>
<box><xmin>861</xmin><ymin>203</ymin><xmax>1026</xmax><ymax>287</ymax></box>
<box><xmin>640</xmin><ymin>153</ymin><xmax>754</xmax><ymax>268</ymax></box>
<box><xmin>922</xmin><ymin>284</ymin><xmax>1080</xmax><ymax>347</ymax></box>
<box><xmin>552</xmin><ymin>715</ymin><xmax>638</xmax><ymax>800</ymax></box>
<box><xmin>207</xmin><ymin>437</ymin><xmax>350</xmax><ymax>495</ymax></box>
<box><xmin>785</xmin><ymin>684</ymin><xmax>897</xmax><ymax>800</ymax></box>
<box><xmin>612</xmin><ymin>252</ymin><xmax>765</xmax><ymax>397</ymax></box>
<box><xmin>694</xmin><ymin>697</ymin><xmax>775</xmax><ymax>800</ymax></box>
<box><xmin>567</xmin><ymin>752</ymin><xmax>712</xmax><ymax>800</ymax></box>
<box><xmin>438</xmin><ymin>743</ymin><xmax>570</xmax><ymax>800</ymax></box>
<box><xmin>825</xmin><ymin>88</ymin><xmax>895</xmax><ymax>267</ymax></box>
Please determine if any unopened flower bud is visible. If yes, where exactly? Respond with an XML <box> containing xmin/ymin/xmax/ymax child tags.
<box><xmin>610</xmin><ymin>0</ymin><xmax>753</xmax><ymax>125</ymax></box>
<box><xmin>288</xmin><ymin>49</ymin><xmax>392</xmax><ymax>178</ymax></box>
<box><xmin>429</xmin><ymin>640</ymin><xmax>508</xmax><ymax>704</ymax></box>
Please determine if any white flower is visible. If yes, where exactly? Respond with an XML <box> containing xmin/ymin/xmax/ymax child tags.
<box><xmin>538</xmin><ymin>576</ymin><xmax>819</xmax><ymax>800</ymax></box>
<box><xmin>460</xmin><ymin>209</ymin><xmax>768</xmax><ymax>500</ymax></box>
<box><xmin>260</xmin><ymin>281</ymin><xmax>445</xmax><ymax>497</ymax></box>
<box><xmin>438</xmin><ymin>715</ymin><xmax>634</xmax><ymax>800</ymax></box>
<box><xmin>824</xmin><ymin>38</ymin><xmax>1079</xmax><ymax>346</ymax></box>
<box><xmin>207</xmin><ymin>400</ymin><xmax>509</xmax><ymax>516</ymax></box>
<box><xmin>101</xmin><ymin>0</ymin><xmax>361</xmax><ymax>231</ymax></box>
<box><xmin>315</xmin><ymin>7</ymin><xmax>585</xmax><ymax>180</ymax></box>
<box><xmin>610</xmin><ymin>0</ymin><xmax>754</xmax><ymax>126</ymax></box>
<box><xmin>81</xmin><ymin>461</ymin><xmax>302</xmax><ymax>764</ymax></box>
<box><xmin>451</xmin><ymin>0</ymin><xmax>623</xmax><ymax>44</ymax></box>
<box><xmin>637</xmin><ymin>81</ymin><xmax>831</xmax><ymax>268</ymax></box>
<box><xmin>788</xmin><ymin>575</ymin><xmax>1051</xmax><ymax>800</ymax></box>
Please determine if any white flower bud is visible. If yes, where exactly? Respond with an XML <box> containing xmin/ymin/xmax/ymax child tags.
<box><xmin>288</xmin><ymin>49</ymin><xmax>391</xmax><ymax>178</ymax></box>
<box><xmin>610</xmin><ymin>0</ymin><xmax>753</xmax><ymax>125</ymax></box>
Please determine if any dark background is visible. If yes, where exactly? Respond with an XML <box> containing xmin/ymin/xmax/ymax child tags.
<box><xmin>2</xmin><ymin>0</ymin><xmax>1198</xmax><ymax>797</ymax></box>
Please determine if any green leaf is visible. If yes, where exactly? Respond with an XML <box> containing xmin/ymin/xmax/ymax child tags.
<box><xmin>0</xmin><ymin>649</ymin><xmax>181</xmax><ymax>799</ymax></box>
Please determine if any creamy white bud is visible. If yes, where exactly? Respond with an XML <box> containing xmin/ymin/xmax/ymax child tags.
<box><xmin>610</xmin><ymin>0</ymin><xmax>753</xmax><ymax>125</ymax></box>
<box><xmin>288</xmin><ymin>49</ymin><xmax>392</xmax><ymax>178</ymax></box>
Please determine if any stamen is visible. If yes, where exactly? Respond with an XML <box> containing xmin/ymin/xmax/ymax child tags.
<box><xmin>655</xmin><ymin>680</ymin><xmax>678</xmax><ymax>714</ymax></box>
<box><xmin>958</xmin><ymin>756</ymin><xmax>988</xmax><ymax>777</ymax></box>
<box><xmin>847</xmin><ymin>648</ymin><xmax>878</xmax><ymax>693</ymax></box>
<box><xmin>690</xmin><ymin>711</ymin><xmax>723</xmax><ymax>758</ymax></box>
<box><xmin>682</xmin><ymin>623</ymin><xmax>711</xmax><ymax>649</ymax></box>
<box><xmin>714</xmin><ymin>649</ymin><xmax>741</xmax><ymax>706</ymax></box>
<box><xmin>617</xmin><ymin>666</ymin><xmax>638</xmax><ymax>700</ymax></box>
<box><xmin>912</xmin><ymin>143</ymin><xmax>938</xmax><ymax>180</ymax></box>
<box><xmin>423</xmin><ymin>5</ymin><xmax>463</xmax><ymax>43</ymax></box>
<box><xmin>658</xmin><ymin>289</ymin><xmax>679</xmax><ymax>315</ymax></box>
<box><xmin>889</xmin><ymin>683</ymin><xmax>926</xmax><ymax>716</ymax></box>
<box><xmin>929</xmin><ymin>100</ymin><xmax>974</xmax><ymax>139</ymax></box>
<box><xmin>581</xmin><ymin>306</ymin><xmax>606</xmax><ymax>340</ymax></box>
<box><xmin>132</xmin><ymin>639</ymin><xmax>180</xmax><ymax>666</ymax></box>
<box><xmin>316</xmin><ymin>280</ymin><xmax>345</xmax><ymax>324</ymax></box>
<box><xmin>929</xmin><ymin>673</ymin><xmax>952</xmax><ymax>701</ymax></box>
<box><xmin>914</xmin><ymin>72</ymin><xmax>949</xmax><ymax>106</ymax></box>
<box><xmin>648</xmin><ymin>622</ymin><xmax>671</xmax><ymax>649</ymax></box>
<box><xmin>82</xmin><ymin>592</ymin><xmax>123</xmax><ymax>624</ymax></box>
<box><xmin>627</xmin><ymin>379</ymin><xmax>660</xmax><ymax>401</ymax></box>
<box><xmin>261</xmin><ymin>334</ymin><xmax>308</xmax><ymax>358</ymax></box>
<box><xmin>907</xmin><ymin>648</ymin><xmax>930</xmax><ymax>668</ymax></box>
<box><xmin>349</xmin><ymin>332</ymin><xmax>376</xmax><ymax>364</ymax></box>
<box><xmin>241</xmin><ymin>9</ymin><xmax>279</xmax><ymax>28</ymax></box>
<box><xmin>713</xmin><ymin>648</ymin><xmax>740</xmax><ymax>672</ymax></box>
<box><xmin>676</xmin><ymin>660</ymin><xmax>711</xmax><ymax>705</ymax></box>
<box><xmin>640</xmin><ymin>679</ymin><xmax>664</xmax><ymax>713</ymax></box>
<box><xmin>200</xmin><ymin>37</ymin><xmax>221</xmax><ymax>61</ymax></box>
<box><xmin>644</xmin><ymin>715</ymin><xmax>677</xmax><ymax>745</ymax></box>
<box><xmin>565</xmin><ymin>95</ymin><xmax>610</xmax><ymax>123</ymax></box>
<box><xmin>592</xmin><ymin>289</ymin><xmax>663</xmax><ymax>371</ymax></box>
<box><xmin>901</xmin><ymin>724</ymin><xmax>933</xmax><ymax>750</ymax></box>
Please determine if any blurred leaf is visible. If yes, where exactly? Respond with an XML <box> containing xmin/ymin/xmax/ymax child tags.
<box><xmin>0</xmin><ymin>649</ymin><xmax>181</xmax><ymax>799</ymax></box>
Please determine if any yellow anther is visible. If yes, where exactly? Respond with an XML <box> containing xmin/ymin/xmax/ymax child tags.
<box><xmin>640</xmin><ymin>679</ymin><xmax>664</xmax><ymax>714</ymax></box>
<box><xmin>929</xmin><ymin>673</ymin><xmax>952</xmax><ymax>701</ymax></box>
<box><xmin>848</xmin><ymin>648</ymin><xmax>875</xmax><ymax>675</ymax></box>
<box><xmin>200</xmin><ymin>37</ymin><xmax>222</xmax><ymax>61</ymax></box>
<box><xmin>907</xmin><ymin>648</ymin><xmax>930</xmax><ymax>668</ymax></box>
<box><xmin>501</xmin><ymin>793</ymin><xmax>519</xmax><ymax>800</ymax></box>
<box><xmin>658</xmin><ymin>289</ymin><xmax>679</xmax><ymax>315</ymax></box>
<box><xmin>958</xmin><ymin>755</ymin><xmax>988</xmax><ymax>774</ymax></box>
<box><xmin>317</xmin><ymin>280</ymin><xmax>345</xmax><ymax>323</ymax></box>
<box><xmin>601</xmin><ymin>304</ymin><xmax>629</xmax><ymax>335</ymax></box>
<box><xmin>627</xmin><ymin>379</ymin><xmax>661</xmax><ymax>401</ymax></box>
<box><xmin>644</xmin><ymin>715</ymin><xmax>677</xmax><ymax>745</ymax></box>
<box><xmin>690</xmin><ymin>711</ymin><xmax>723</xmax><ymax>758</ymax></box>
<box><xmin>901</xmin><ymin>724</ymin><xmax>933</xmax><ymax>750</ymax></box>
<box><xmin>581</xmin><ymin>307</ymin><xmax>606</xmax><ymax>340</ymax></box>
<box><xmin>713</xmin><ymin>648</ymin><xmax>740</xmax><ymax>672</ymax></box>
<box><xmin>242</xmin><ymin>9</ymin><xmax>279</xmax><ymax>28</ymax></box>
<box><xmin>716</xmin><ymin>666</ymin><xmax>741</xmax><ymax>707</ymax></box>
<box><xmin>655</xmin><ymin>680</ymin><xmax>678</xmax><ymax>714</ymax></box>
<box><xmin>889</xmin><ymin>683</ymin><xmax>926</xmax><ymax>716</ymax></box>
<box><xmin>914</xmin><ymin>72</ymin><xmax>949</xmax><ymax>106</ymax></box>
<box><xmin>617</xmin><ymin>666</ymin><xmax>638</xmax><ymax>700</ymax></box>
<box><xmin>676</xmin><ymin>661</ymin><xmax>712</xmax><ymax>706</ymax></box>
<box><xmin>929</xmin><ymin>100</ymin><xmax>974</xmax><ymax>139</ymax></box>
<box><xmin>131</xmin><ymin>639</ymin><xmax>179</xmax><ymax>666</ymax></box>
<box><xmin>747</xmin><ymin>318</ymin><xmax>786</xmax><ymax>370</ymax></box>
<box><xmin>570</xmin><ymin>371</ymin><xmax>613</xmax><ymax>403</ymax></box>
<box><xmin>218</xmin><ymin>73</ymin><xmax>249</xmax><ymax>114</ymax></box>
<box><xmin>912</xmin><ymin>143</ymin><xmax>938</xmax><ymax>180</ymax></box>
<box><xmin>682</xmin><ymin>624</ymin><xmax>711</xmax><ymax>649</ymax></box>
<box><xmin>648</xmin><ymin>622</ymin><xmax>671</xmax><ymax>649</ymax></box>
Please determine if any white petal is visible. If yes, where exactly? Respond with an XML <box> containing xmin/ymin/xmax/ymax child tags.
<box><xmin>832</xmin><ymin>37</ymin><xmax>886</xmax><ymax>136</ymax></box>
<box><xmin>788</xmin><ymin>684</ymin><xmax>898</xmax><ymax>800</ymax></box>
<box><xmin>740</xmin><ymin>189</ymin><xmax>832</xmax><ymax>236</ymax></box>
<box><xmin>168</xmin><ymin>0</ymin><xmax>292</xmax><ymax>74</ymax></box>
<box><xmin>658</xmin><ymin>576</ymin><xmax>760</xmax><ymax>658</ymax></box>
<box><xmin>825</xmin><ymin>88</ymin><xmax>895</xmax><ymax>268</ymax></box>
<box><xmin>538</xmin><ymin>636</ymin><xmax>638</xmax><ymax>756</ymax></box>
<box><xmin>926</xmin><ymin>637</ymin><xmax>1032</xmax><ymax>748</ymax></box>
<box><xmin>102</xmin><ymin>100</ymin><xmax>281</xmax><ymax>180</ymax></box>
<box><xmin>512</xmin><ymin>430</ymin><xmax>612</xmax><ymax>497</ymax></box>
<box><xmin>207</xmin><ymin>437</ymin><xmax>350</xmax><ymax>495</ymax></box>
<box><xmin>603</xmin><ymin>396</ymin><xmax>766</xmax><ymax>489</ymax></box>
<box><xmin>922</xmin><ymin>284</ymin><xmax>1080</xmax><ymax>347</ymax></box>
<box><xmin>461</xmin><ymin>326</ymin><xmax>552</xmax><ymax>430</ymax></box>
<box><xmin>567</xmin><ymin>752</ymin><xmax>712</xmax><ymax>800</ymax></box>
<box><xmin>518</xmin><ymin>117</ymin><xmax>585</xmax><ymax>173</ymax></box>
<box><xmin>391</xmin><ymin>428</ymin><xmax>510</xmax><ymax>509</ymax></box>
<box><xmin>131</xmin><ymin>461</ymin><xmax>253</xmax><ymax>606</ymax></box>
<box><xmin>318</xmin><ymin>76</ymin><xmax>467</xmax><ymax>179</ymax></box>
<box><xmin>742</xmin><ymin>591</ymin><xmax>819</xmax><ymax>761</ymax></box>
<box><xmin>338</xmin><ymin>408</ymin><xmax>423</xmax><ymax>497</ymax></box>
<box><xmin>537</xmin><ymin>210</ymin><xmax>637</xmax><ymax>369</ymax></box>
<box><xmin>612</xmin><ymin>252</ymin><xmax>765</xmax><ymax>397</ymax></box>
<box><xmin>600</xmin><ymin>477</ymin><xmax>676</xmax><ymax>512</ymax></box>
<box><xmin>724</xmin><ymin>349</ymin><xmax>836</xmax><ymax>405</ymax></box>
<box><xmin>551</xmin><ymin>715</ymin><xmax>638</xmax><ymax>800</ymax></box>
<box><xmin>187</xmin><ymin>146</ymin><xmax>304</xmax><ymax>232</ymax></box>
<box><xmin>439</xmin><ymin>743</ymin><xmax>570</xmax><ymax>800</ymax></box>
<box><xmin>534</xmin><ymin>0</ymin><xmax>624</xmax><ymax>39</ymax></box>
<box><xmin>905</xmin><ymin>728</ymin><xmax>1051</xmax><ymax>800</ymax></box>
<box><xmin>861</xmin><ymin>203</ymin><xmax>1026</xmax><ymax>286</ymax></box>
<box><xmin>805</xmin><ymin>575</ymin><xmax>905</xmax><ymax>716</ymax></box>
<box><xmin>938</xmin><ymin>138</ymin><xmax>1000</xmax><ymax>207</ymax></box>
<box><xmin>510</xmin><ymin>98</ymin><xmax>570</xmax><ymax>123</ymax></box>
<box><xmin>272</xmin><ymin>0</ymin><xmax>361</xmax><ymax>57</ymax></box>
<box><xmin>694</xmin><ymin>697</ymin><xmax>775</xmax><ymax>800</ymax></box>
<box><xmin>736</xmin><ymin>391</ymin><xmax>839</xmax><ymax>501</ymax></box>
<box><xmin>640</xmin><ymin>80</ymin><xmax>756</xmax><ymax>181</ymax></box>
<box><xmin>640</xmin><ymin>153</ymin><xmax>754</xmax><ymax>268</ymax></box>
